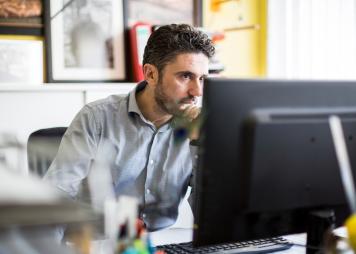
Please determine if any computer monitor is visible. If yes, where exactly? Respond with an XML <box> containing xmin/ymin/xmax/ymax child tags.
<box><xmin>193</xmin><ymin>78</ymin><xmax>356</xmax><ymax>246</ymax></box>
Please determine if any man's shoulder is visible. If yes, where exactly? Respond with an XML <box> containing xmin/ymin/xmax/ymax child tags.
<box><xmin>86</xmin><ymin>94</ymin><xmax>128</xmax><ymax>112</ymax></box>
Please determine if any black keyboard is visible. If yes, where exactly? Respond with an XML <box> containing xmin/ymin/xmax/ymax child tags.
<box><xmin>156</xmin><ymin>237</ymin><xmax>293</xmax><ymax>254</ymax></box>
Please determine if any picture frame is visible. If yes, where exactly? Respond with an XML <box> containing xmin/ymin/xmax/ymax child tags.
<box><xmin>0</xmin><ymin>35</ymin><xmax>44</xmax><ymax>83</ymax></box>
<box><xmin>44</xmin><ymin>0</ymin><xmax>127</xmax><ymax>83</ymax></box>
<box><xmin>0</xmin><ymin>19</ymin><xmax>43</xmax><ymax>36</ymax></box>
<box><xmin>0</xmin><ymin>0</ymin><xmax>43</xmax><ymax>36</ymax></box>
<box><xmin>126</xmin><ymin>0</ymin><xmax>202</xmax><ymax>27</ymax></box>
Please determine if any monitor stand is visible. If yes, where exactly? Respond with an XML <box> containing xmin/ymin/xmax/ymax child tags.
<box><xmin>306</xmin><ymin>209</ymin><xmax>335</xmax><ymax>254</ymax></box>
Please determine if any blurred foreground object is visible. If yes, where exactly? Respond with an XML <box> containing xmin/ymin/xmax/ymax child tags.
<box><xmin>329</xmin><ymin>116</ymin><xmax>356</xmax><ymax>253</ymax></box>
<box><xmin>172</xmin><ymin>107</ymin><xmax>203</xmax><ymax>143</ymax></box>
<box><xmin>0</xmin><ymin>168</ymin><xmax>100</xmax><ymax>254</ymax></box>
<box><xmin>115</xmin><ymin>218</ymin><xmax>163</xmax><ymax>254</ymax></box>
<box><xmin>0</xmin><ymin>132</ymin><xmax>26</xmax><ymax>174</ymax></box>
<box><xmin>346</xmin><ymin>214</ymin><xmax>356</xmax><ymax>251</ymax></box>
<box><xmin>321</xmin><ymin>228</ymin><xmax>352</xmax><ymax>254</ymax></box>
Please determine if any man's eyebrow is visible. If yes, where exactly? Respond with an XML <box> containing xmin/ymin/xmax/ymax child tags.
<box><xmin>175</xmin><ymin>71</ymin><xmax>195</xmax><ymax>76</ymax></box>
<box><xmin>175</xmin><ymin>71</ymin><xmax>208</xmax><ymax>77</ymax></box>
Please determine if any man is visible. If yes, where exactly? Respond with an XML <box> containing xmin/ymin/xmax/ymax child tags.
<box><xmin>44</xmin><ymin>24</ymin><xmax>215</xmax><ymax>231</ymax></box>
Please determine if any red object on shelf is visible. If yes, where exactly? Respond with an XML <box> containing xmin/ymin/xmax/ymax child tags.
<box><xmin>130</xmin><ymin>22</ymin><xmax>152</xmax><ymax>82</ymax></box>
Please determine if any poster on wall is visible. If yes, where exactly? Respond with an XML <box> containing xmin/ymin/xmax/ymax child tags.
<box><xmin>0</xmin><ymin>0</ymin><xmax>43</xmax><ymax>36</ymax></box>
<box><xmin>0</xmin><ymin>36</ymin><xmax>43</xmax><ymax>83</ymax></box>
<box><xmin>127</xmin><ymin>0</ymin><xmax>199</xmax><ymax>27</ymax></box>
<box><xmin>44</xmin><ymin>0</ymin><xmax>126</xmax><ymax>82</ymax></box>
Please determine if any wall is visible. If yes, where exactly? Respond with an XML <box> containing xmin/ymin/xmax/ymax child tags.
<box><xmin>268</xmin><ymin>0</ymin><xmax>356</xmax><ymax>80</ymax></box>
<box><xmin>203</xmin><ymin>0</ymin><xmax>267</xmax><ymax>77</ymax></box>
<box><xmin>0</xmin><ymin>84</ymin><xmax>134</xmax><ymax>143</ymax></box>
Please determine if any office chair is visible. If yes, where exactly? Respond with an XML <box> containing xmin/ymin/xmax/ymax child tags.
<box><xmin>27</xmin><ymin>127</ymin><xmax>67</xmax><ymax>177</ymax></box>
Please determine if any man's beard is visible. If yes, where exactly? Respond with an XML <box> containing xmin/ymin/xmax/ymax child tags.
<box><xmin>154</xmin><ymin>80</ymin><xmax>196</xmax><ymax>116</ymax></box>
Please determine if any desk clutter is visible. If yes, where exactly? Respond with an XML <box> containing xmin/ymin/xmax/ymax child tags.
<box><xmin>115</xmin><ymin>219</ymin><xmax>164</xmax><ymax>254</ymax></box>
<box><xmin>0</xmin><ymin>166</ymin><xmax>99</xmax><ymax>254</ymax></box>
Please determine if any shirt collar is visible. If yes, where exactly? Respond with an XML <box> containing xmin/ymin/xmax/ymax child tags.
<box><xmin>128</xmin><ymin>80</ymin><xmax>146</xmax><ymax>116</ymax></box>
<box><xmin>127</xmin><ymin>81</ymin><xmax>171</xmax><ymax>132</ymax></box>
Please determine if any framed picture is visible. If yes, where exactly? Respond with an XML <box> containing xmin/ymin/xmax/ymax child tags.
<box><xmin>0</xmin><ymin>0</ymin><xmax>43</xmax><ymax>36</ymax></box>
<box><xmin>0</xmin><ymin>35</ymin><xmax>44</xmax><ymax>83</ymax></box>
<box><xmin>44</xmin><ymin>0</ymin><xmax>126</xmax><ymax>82</ymax></box>
<box><xmin>126</xmin><ymin>0</ymin><xmax>202</xmax><ymax>27</ymax></box>
<box><xmin>0</xmin><ymin>17</ymin><xmax>43</xmax><ymax>36</ymax></box>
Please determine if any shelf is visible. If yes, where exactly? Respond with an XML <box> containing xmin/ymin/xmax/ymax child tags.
<box><xmin>0</xmin><ymin>83</ymin><xmax>136</xmax><ymax>92</ymax></box>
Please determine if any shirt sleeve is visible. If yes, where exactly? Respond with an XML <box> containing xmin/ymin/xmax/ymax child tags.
<box><xmin>44</xmin><ymin>105</ymin><xmax>100</xmax><ymax>199</ymax></box>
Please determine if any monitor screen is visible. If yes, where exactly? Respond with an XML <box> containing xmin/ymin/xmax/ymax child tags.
<box><xmin>193</xmin><ymin>78</ymin><xmax>356</xmax><ymax>246</ymax></box>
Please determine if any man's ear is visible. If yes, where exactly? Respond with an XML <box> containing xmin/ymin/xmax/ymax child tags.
<box><xmin>143</xmin><ymin>64</ymin><xmax>159</xmax><ymax>86</ymax></box>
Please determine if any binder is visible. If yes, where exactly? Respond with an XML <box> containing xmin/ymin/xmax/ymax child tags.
<box><xmin>129</xmin><ymin>22</ymin><xmax>152</xmax><ymax>82</ymax></box>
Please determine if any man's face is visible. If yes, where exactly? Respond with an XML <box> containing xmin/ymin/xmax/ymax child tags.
<box><xmin>154</xmin><ymin>53</ymin><xmax>209</xmax><ymax>116</ymax></box>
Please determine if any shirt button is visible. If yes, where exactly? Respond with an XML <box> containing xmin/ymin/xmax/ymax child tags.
<box><xmin>149</xmin><ymin>159</ymin><xmax>154</xmax><ymax>165</ymax></box>
<box><xmin>146</xmin><ymin>189</ymin><xmax>150</xmax><ymax>194</ymax></box>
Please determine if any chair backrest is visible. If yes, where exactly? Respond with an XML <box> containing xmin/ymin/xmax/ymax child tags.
<box><xmin>27</xmin><ymin>127</ymin><xmax>67</xmax><ymax>177</ymax></box>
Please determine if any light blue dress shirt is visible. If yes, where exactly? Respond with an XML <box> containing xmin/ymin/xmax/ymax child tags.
<box><xmin>44</xmin><ymin>82</ymin><xmax>194</xmax><ymax>231</ymax></box>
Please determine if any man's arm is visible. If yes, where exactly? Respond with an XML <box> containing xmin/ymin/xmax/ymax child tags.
<box><xmin>44</xmin><ymin>105</ymin><xmax>100</xmax><ymax>199</ymax></box>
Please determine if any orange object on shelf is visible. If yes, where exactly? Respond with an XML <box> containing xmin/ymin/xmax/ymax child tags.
<box><xmin>210</xmin><ymin>0</ymin><xmax>239</xmax><ymax>12</ymax></box>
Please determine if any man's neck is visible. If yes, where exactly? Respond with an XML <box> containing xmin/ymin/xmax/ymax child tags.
<box><xmin>136</xmin><ymin>87</ymin><xmax>172</xmax><ymax>128</ymax></box>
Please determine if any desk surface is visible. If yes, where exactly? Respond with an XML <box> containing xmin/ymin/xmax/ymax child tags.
<box><xmin>150</xmin><ymin>228</ymin><xmax>306</xmax><ymax>253</ymax></box>
<box><xmin>149</xmin><ymin>227</ymin><xmax>348</xmax><ymax>253</ymax></box>
<box><xmin>89</xmin><ymin>227</ymin><xmax>348</xmax><ymax>253</ymax></box>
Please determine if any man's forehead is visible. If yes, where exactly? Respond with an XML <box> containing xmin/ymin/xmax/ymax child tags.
<box><xmin>165</xmin><ymin>53</ymin><xmax>209</xmax><ymax>75</ymax></box>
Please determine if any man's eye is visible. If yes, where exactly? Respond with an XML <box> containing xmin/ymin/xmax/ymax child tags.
<box><xmin>182</xmin><ymin>73</ymin><xmax>191</xmax><ymax>79</ymax></box>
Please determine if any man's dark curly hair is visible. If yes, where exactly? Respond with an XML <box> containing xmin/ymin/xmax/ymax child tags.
<box><xmin>143</xmin><ymin>24</ymin><xmax>215</xmax><ymax>76</ymax></box>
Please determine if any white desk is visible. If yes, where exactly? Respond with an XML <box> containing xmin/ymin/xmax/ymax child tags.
<box><xmin>90</xmin><ymin>227</ymin><xmax>347</xmax><ymax>253</ymax></box>
<box><xmin>150</xmin><ymin>228</ymin><xmax>306</xmax><ymax>253</ymax></box>
<box><xmin>150</xmin><ymin>227</ymin><xmax>350</xmax><ymax>253</ymax></box>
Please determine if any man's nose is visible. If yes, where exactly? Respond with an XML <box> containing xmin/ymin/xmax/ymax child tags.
<box><xmin>189</xmin><ymin>79</ymin><xmax>203</xmax><ymax>97</ymax></box>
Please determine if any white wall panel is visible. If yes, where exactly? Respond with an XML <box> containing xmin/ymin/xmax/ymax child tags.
<box><xmin>0</xmin><ymin>92</ymin><xmax>83</xmax><ymax>143</ymax></box>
